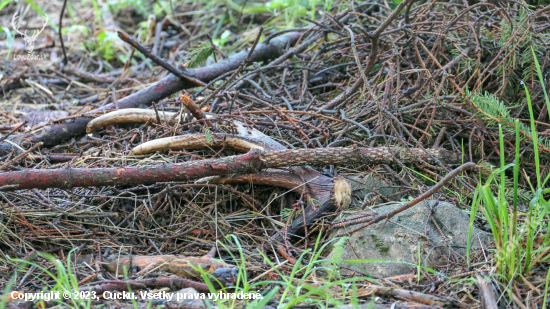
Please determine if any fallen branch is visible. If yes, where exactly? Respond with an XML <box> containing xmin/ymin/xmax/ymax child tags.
<box><xmin>127</xmin><ymin>125</ymin><xmax>351</xmax><ymax>242</ymax></box>
<box><xmin>130</xmin><ymin>134</ymin><xmax>266</xmax><ymax>154</ymax></box>
<box><xmin>85</xmin><ymin>109</ymin><xmax>286</xmax><ymax>152</ymax></box>
<box><xmin>10</xmin><ymin>103</ymin><xmax>461</xmax><ymax>246</ymax></box>
<box><xmin>86</xmin><ymin>108</ymin><xmax>178</xmax><ymax>134</ymax></box>
<box><xmin>208</xmin><ymin>170</ymin><xmax>352</xmax><ymax>240</ymax></box>
<box><xmin>366</xmin><ymin>284</ymin><xmax>464</xmax><ymax>308</ymax></box>
<box><xmin>117</xmin><ymin>31</ymin><xmax>206</xmax><ymax>87</ymax></box>
<box><xmin>198</xmin><ymin>27</ymin><xmax>263</xmax><ymax>105</ymax></box>
<box><xmin>1</xmin><ymin>31</ymin><xmax>303</xmax><ymax>151</ymax></box>
<box><xmin>0</xmin><ymin>147</ymin><xmax>459</xmax><ymax>191</ymax></box>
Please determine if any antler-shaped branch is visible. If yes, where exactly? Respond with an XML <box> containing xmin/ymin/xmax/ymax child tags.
<box><xmin>11</xmin><ymin>13</ymin><xmax>25</xmax><ymax>37</ymax></box>
<box><xmin>11</xmin><ymin>12</ymin><xmax>48</xmax><ymax>41</ymax></box>
<box><xmin>30</xmin><ymin>14</ymin><xmax>49</xmax><ymax>40</ymax></box>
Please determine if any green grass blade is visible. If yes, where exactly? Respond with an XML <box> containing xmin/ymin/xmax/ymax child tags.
<box><xmin>532</xmin><ymin>47</ymin><xmax>550</xmax><ymax>121</ymax></box>
<box><xmin>522</xmin><ymin>82</ymin><xmax>541</xmax><ymax>188</ymax></box>
<box><xmin>543</xmin><ymin>267</ymin><xmax>550</xmax><ymax>309</ymax></box>
<box><xmin>0</xmin><ymin>26</ymin><xmax>13</xmax><ymax>61</ymax></box>
<box><xmin>513</xmin><ymin>120</ymin><xmax>520</xmax><ymax>232</ymax></box>
<box><xmin>498</xmin><ymin>125</ymin><xmax>509</xmax><ymax>247</ymax></box>
<box><xmin>0</xmin><ymin>0</ymin><xmax>14</xmax><ymax>11</ymax></box>
<box><xmin>23</xmin><ymin>0</ymin><xmax>58</xmax><ymax>31</ymax></box>
<box><xmin>250</xmin><ymin>286</ymin><xmax>279</xmax><ymax>309</ymax></box>
<box><xmin>523</xmin><ymin>189</ymin><xmax>541</xmax><ymax>274</ymax></box>
<box><xmin>0</xmin><ymin>274</ymin><xmax>16</xmax><ymax>309</ymax></box>
<box><xmin>278</xmin><ymin>249</ymin><xmax>310</xmax><ymax>307</ymax></box>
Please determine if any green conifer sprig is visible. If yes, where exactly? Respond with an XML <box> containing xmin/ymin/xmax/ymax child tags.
<box><xmin>187</xmin><ymin>42</ymin><xmax>215</xmax><ymax>68</ymax></box>
<box><xmin>468</xmin><ymin>89</ymin><xmax>550</xmax><ymax>152</ymax></box>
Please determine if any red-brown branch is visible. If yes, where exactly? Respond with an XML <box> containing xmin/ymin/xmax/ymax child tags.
<box><xmin>0</xmin><ymin>147</ymin><xmax>459</xmax><ymax>191</ymax></box>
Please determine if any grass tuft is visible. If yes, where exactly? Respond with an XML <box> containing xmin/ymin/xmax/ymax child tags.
<box><xmin>470</xmin><ymin>64</ymin><xmax>550</xmax><ymax>283</ymax></box>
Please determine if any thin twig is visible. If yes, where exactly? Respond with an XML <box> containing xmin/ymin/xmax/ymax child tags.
<box><xmin>0</xmin><ymin>142</ymin><xmax>43</xmax><ymax>170</ymax></box>
<box><xmin>0</xmin><ymin>121</ymin><xmax>27</xmax><ymax>144</ymax></box>
<box><xmin>59</xmin><ymin>0</ymin><xmax>68</xmax><ymax>65</ymax></box>
<box><xmin>117</xmin><ymin>31</ymin><xmax>206</xmax><ymax>87</ymax></box>
<box><xmin>333</xmin><ymin>162</ymin><xmax>475</xmax><ymax>234</ymax></box>
<box><xmin>198</xmin><ymin>27</ymin><xmax>264</xmax><ymax>105</ymax></box>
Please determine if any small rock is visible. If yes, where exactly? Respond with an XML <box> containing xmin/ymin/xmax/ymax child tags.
<box><xmin>327</xmin><ymin>200</ymin><xmax>492</xmax><ymax>278</ymax></box>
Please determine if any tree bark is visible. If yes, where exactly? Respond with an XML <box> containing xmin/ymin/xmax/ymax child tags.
<box><xmin>0</xmin><ymin>147</ymin><xmax>458</xmax><ymax>191</ymax></box>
